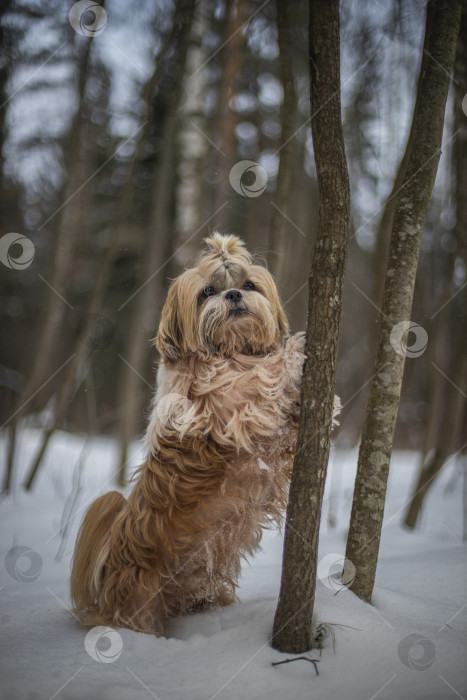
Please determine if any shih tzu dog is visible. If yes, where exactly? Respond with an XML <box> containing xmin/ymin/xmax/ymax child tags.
<box><xmin>70</xmin><ymin>233</ymin><xmax>339</xmax><ymax>635</ymax></box>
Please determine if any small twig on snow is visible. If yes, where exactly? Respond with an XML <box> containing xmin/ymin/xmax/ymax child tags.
<box><xmin>272</xmin><ymin>657</ymin><xmax>319</xmax><ymax>676</ymax></box>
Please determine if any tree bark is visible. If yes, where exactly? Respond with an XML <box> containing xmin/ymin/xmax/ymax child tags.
<box><xmin>345</xmin><ymin>0</ymin><xmax>461</xmax><ymax>603</ymax></box>
<box><xmin>0</xmin><ymin>1</ymin><xmax>23</xmax><ymax>493</ymax></box>
<box><xmin>368</xmin><ymin>134</ymin><xmax>413</xmax><ymax>363</ymax></box>
<box><xmin>175</xmin><ymin>0</ymin><xmax>209</xmax><ymax>249</ymax></box>
<box><xmin>272</xmin><ymin>0</ymin><xmax>350</xmax><ymax>653</ymax></box>
<box><xmin>268</xmin><ymin>0</ymin><xmax>297</xmax><ymax>285</ymax></box>
<box><xmin>211</xmin><ymin>0</ymin><xmax>243</xmax><ymax>231</ymax></box>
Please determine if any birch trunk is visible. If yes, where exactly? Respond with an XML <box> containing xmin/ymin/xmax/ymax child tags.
<box><xmin>345</xmin><ymin>0</ymin><xmax>462</xmax><ymax>603</ymax></box>
<box><xmin>272</xmin><ymin>0</ymin><xmax>350</xmax><ymax>653</ymax></box>
<box><xmin>175</xmin><ymin>0</ymin><xmax>209</xmax><ymax>254</ymax></box>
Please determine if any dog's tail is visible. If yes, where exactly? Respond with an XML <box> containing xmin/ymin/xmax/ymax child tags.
<box><xmin>70</xmin><ymin>491</ymin><xmax>126</xmax><ymax>624</ymax></box>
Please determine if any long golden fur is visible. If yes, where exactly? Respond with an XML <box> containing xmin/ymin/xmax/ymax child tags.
<box><xmin>70</xmin><ymin>233</ymin><xmax>338</xmax><ymax>635</ymax></box>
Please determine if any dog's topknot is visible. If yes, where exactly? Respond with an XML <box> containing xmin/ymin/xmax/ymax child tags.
<box><xmin>202</xmin><ymin>233</ymin><xmax>252</xmax><ymax>264</ymax></box>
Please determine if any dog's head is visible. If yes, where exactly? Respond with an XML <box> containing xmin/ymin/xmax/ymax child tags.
<box><xmin>156</xmin><ymin>233</ymin><xmax>289</xmax><ymax>360</ymax></box>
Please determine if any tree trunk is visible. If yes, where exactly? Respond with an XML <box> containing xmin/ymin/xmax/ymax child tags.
<box><xmin>272</xmin><ymin>0</ymin><xmax>350</xmax><ymax>653</ymax></box>
<box><xmin>0</xmin><ymin>1</ymin><xmax>22</xmax><ymax>494</ymax></box>
<box><xmin>403</xmin><ymin>262</ymin><xmax>460</xmax><ymax>527</ymax></box>
<box><xmin>115</xmin><ymin>0</ymin><xmax>195</xmax><ymax>485</ymax></box>
<box><xmin>268</xmin><ymin>0</ymin><xmax>297</xmax><ymax>285</ymax></box>
<box><xmin>211</xmin><ymin>0</ymin><xmax>243</xmax><ymax>232</ymax></box>
<box><xmin>404</xmin><ymin>319</ymin><xmax>466</xmax><ymax>528</ymax></box>
<box><xmin>368</xmin><ymin>133</ymin><xmax>413</xmax><ymax>362</ymax></box>
<box><xmin>345</xmin><ymin>0</ymin><xmax>461</xmax><ymax>603</ymax></box>
<box><xmin>174</xmin><ymin>0</ymin><xmax>209</xmax><ymax>256</ymax></box>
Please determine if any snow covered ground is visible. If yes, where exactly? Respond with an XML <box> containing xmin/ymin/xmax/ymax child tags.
<box><xmin>1</xmin><ymin>430</ymin><xmax>466</xmax><ymax>700</ymax></box>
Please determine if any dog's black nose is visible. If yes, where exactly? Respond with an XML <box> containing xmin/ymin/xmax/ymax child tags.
<box><xmin>225</xmin><ymin>289</ymin><xmax>243</xmax><ymax>303</ymax></box>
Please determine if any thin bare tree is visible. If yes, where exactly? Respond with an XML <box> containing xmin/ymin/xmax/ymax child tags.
<box><xmin>175</xmin><ymin>0</ymin><xmax>209</xmax><ymax>250</ymax></box>
<box><xmin>268</xmin><ymin>0</ymin><xmax>297</xmax><ymax>285</ymax></box>
<box><xmin>272</xmin><ymin>0</ymin><xmax>350</xmax><ymax>653</ymax></box>
<box><xmin>210</xmin><ymin>0</ymin><xmax>244</xmax><ymax>232</ymax></box>
<box><xmin>115</xmin><ymin>0</ymin><xmax>196</xmax><ymax>484</ymax></box>
<box><xmin>345</xmin><ymin>0</ymin><xmax>462</xmax><ymax>603</ymax></box>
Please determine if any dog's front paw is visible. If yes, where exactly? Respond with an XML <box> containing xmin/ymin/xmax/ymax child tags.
<box><xmin>283</xmin><ymin>332</ymin><xmax>306</xmax><ymax>394</ymax></box>
<box><xmin>284</xmin><ymin>332</ymin><xmax>306</xmax><ymax>373</ymax></box>
<box><xmin>285</xmin><ymin>331</ymin><xmax>306</xmax><ymax>356</ymax></box>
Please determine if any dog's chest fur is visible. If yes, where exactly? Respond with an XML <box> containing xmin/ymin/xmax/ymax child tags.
<box><xmin>145</xmin><ymin>340</ymin><xmax>304</xmax><ymax>456</ymax></box>
<box><xmin>142</xmin><ymin>342</ymin><xmax>304</xmax><ymax>602</ymax></box>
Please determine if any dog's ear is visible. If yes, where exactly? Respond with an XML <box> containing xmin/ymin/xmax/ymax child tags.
<box><xmin>276</xmin><ymin>303</ymin><xmax>289</xmax><ymax>342</ymax></box>
<box><xmin>155</xmin><ymin>278</ymin><xmax>184</xmax><ymax>361</ymax></box>
<box><xmin>155</xmin><ymin>271</ymin><xmax>199</xmax><ymax>361</ymax></box>
<box><xmin>250</xmin><ymin>265</ymin><xmax>289</xmax><ymax>343</ymax></box>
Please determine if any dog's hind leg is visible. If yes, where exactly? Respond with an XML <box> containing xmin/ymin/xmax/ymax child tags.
<box><xmin>70</xmin><ymin>491</ymin><xmax>126</xmax><ymax>624</ymax></box>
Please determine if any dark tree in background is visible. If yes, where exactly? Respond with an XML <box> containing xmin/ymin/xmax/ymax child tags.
<box><xmin>268</xmin><ymin>0</ymin><xmax>297</xmax><ymax>285</ymax></box>
<box><xmin>272</xmin><ymin>0</ymin><xmax>350</xmax><ymax>653</ymax></box>
<box><xmin>404</xmin><ymin>3</ymin><xmax>467</xmax><ymax>532</ymax></box>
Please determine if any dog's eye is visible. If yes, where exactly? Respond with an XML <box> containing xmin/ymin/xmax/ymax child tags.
<box><xmin>242</xmin><ymin>281</ymin><xmax>255</xmax><ymax>291</ymax></box>
<box><xmin>203</xmin><ymin>286</ymin><xmax>216</xmax><ymax>297</ymax></box>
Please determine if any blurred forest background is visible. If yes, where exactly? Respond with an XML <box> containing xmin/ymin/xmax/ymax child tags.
<box><xmin>0</xmin><ymin>0</ymin><xmax>465</xmax><ymax>491</ymax></box>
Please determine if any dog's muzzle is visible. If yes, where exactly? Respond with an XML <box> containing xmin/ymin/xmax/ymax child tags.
<box><xmin>225</xmin><ymin>289</ymin><xmax>247</xmax><ymax>316</ymax></box>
